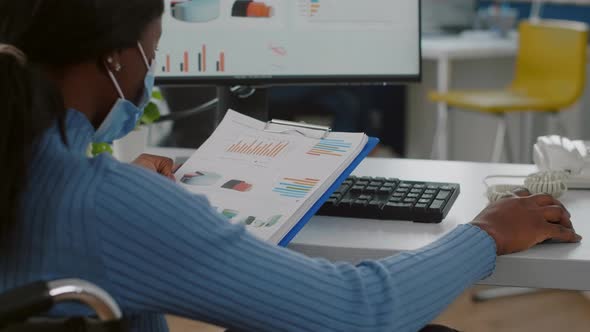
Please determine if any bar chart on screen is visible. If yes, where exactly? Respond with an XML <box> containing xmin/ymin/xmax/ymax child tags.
<box><xmin>159</xmin><ymin>45</ymin><xmax>226</xmax><ymax>74</ymax></box>
<box><xmin>296</xmin><ymin>0</ymin><xmax>395</xmax><ymax>23</ymax></box>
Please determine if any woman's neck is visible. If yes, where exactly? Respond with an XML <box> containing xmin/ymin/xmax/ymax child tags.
<box><xmin>48</xmin><ymin>64</ymin><xmax>113</xmax><ymax>129</ymax></box>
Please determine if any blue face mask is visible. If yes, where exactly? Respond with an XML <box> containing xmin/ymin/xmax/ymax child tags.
<box><xmin>94</xmin><ymin>42</ymin><xmax>156</xmax><ymax>143</ymax></box>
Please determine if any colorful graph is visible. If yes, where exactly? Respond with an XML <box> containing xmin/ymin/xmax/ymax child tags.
<box><xmin>297</xmin><ymin>0</ymin><xmax>394</xmax><ymax>23</ymax></box>
<box><xmin>227</xmin><ymin>139</ymin><xmax>289</xmax><ymax>158</ymax></box>
<box><xmin>307</xmin><ymin>139</ymin><xmax>352</xmax><ymax>157</ymax></box>
<box><xmin>160</xmin><ymin>45</ymin><xmax>226</xmax><ymax>73</ymax></box>
<box><xmin>273</xmin><ymin>178</ymin><xmax>320</xmax><ymax>199</ymax></box>
<box><xmin>216</xmin><ymin>52</ymin><xmax>225</xmax><ymax>72</ymax></box>
<box><xmin>310</xmin><ymin>0</ymin><xmax>320</xmax><ymax>16</ymax></box>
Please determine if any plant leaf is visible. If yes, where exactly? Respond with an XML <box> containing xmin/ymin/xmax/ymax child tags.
<box><xmin>92</xmin><ymin>143</ymin><xmax>113</xmax><ymax>156</ymax></box>
<box><xmin>141</xmin><ymin>102</ymin><xmax>161</xmax><ymax>125</ymax></box>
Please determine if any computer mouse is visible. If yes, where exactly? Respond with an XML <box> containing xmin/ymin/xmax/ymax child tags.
<box><xmin>541</xmin><ymin>238</ymin><xmax>569</xmax><ymax>244</ymax></box>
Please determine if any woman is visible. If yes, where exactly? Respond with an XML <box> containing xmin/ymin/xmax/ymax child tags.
<box><xmin>0</xmin><ymin>1</ymin><xmax>581</xmax><ymax>331</ymax></box>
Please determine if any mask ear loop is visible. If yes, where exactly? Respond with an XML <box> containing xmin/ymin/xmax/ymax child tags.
<box><xmin>105</xmin><ymin>60</ymin><xmax>126</xmax><ymax>99</ymax></box>
<box><xmin>137</xmin><ymin>41</ymin><xmax>152</xmax><ymax>70</ymax></box>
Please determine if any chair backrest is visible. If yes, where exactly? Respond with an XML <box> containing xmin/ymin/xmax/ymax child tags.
<box><xmin>511</xmin><ymin>20</ymin><xmax>589</xmax><ymax>108</ymax></box>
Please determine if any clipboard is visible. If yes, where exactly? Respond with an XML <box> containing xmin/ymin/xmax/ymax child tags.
<box><xmin>264</xmin><ymin>119</ymin><xmax>333</xmax><ymax>139</ymax></box>
<box><xmin>264</xmin><ymin>119</ymin><xmax>379</xmax><ymax>247</ymax></box>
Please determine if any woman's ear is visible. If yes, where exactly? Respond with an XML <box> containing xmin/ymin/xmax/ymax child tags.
<box><xmin>102</xmin><ymin>52</ymin><xmax>123</xmax><ymax>74</ymax></box>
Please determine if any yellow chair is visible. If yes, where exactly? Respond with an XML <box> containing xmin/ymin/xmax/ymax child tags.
<box><xmin>430</xmin><ymin>20</ymin><xmax>588</xmax><ymax>162</ymax></box>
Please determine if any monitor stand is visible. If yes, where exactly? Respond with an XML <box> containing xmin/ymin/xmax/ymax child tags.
<box><xmin>215</xmin><ymin>86</ymin><xmax>270</xmax><ymax>126</ymax></box>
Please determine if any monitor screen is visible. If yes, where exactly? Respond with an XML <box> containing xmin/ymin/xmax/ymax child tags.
<box><xmin>157</xmin><ymin>0</ymin><xmax>421</xmax><ymax>85</ymax></box>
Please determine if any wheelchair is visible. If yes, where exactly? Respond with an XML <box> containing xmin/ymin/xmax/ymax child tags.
<box><xmin>0</xmin><ymin>279</ymin><xmax>126</xmax><ymax>331</ymax></box>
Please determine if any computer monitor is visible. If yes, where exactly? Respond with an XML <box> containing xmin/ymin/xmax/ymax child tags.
<box><xmin>156</xmin><ymin>0</ymin><xmax>421</xmax><ymax>86</ymax></box>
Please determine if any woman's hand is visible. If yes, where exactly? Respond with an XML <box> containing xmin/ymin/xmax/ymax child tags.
<box><xmin>471</xmin><ymin>194</ymin><xmax>582</xmax><ymax>255</ymax></box>
<box><xmin>132</xmin><ymin>154</ymin><xmax>176</xmax><ymax>181</ymax></box>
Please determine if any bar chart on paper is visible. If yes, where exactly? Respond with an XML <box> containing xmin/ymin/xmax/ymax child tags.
<box><xmin>226</xmin><ymin>137</ymin><xmax>290</xmax><ymax>159</ymax></box>
<box><xmin>307</xmin><ymin>139</ymin><xmax>353</xmax><ymax>157</ymax></box>
<box><xmin>273</xmin><ymin>178</ymin><xmax>320</xmax><ymax>199</ymax></box>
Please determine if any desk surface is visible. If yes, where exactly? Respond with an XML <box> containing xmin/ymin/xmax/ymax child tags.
<box><xmin>422</xmin><ymin>34</ymin><xmax>590</xmax><ymax>61</ymax></box>
<box><xmin>290</xmin><ymin>158</ymin><xmax>590</xmax><ymax>291</ymax></box>
<box><xmin>148</xmin><ymin>148</ymin><xmax>590</xmax><ymax>291</ymax></box>
<box><xmin>422</xmin><ymin>34</ymin><xmax>518</xmax><ymax>60</ymax></box>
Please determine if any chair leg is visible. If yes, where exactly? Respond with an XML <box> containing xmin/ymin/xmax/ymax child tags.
<box><xmin>503</xmin><ymin>114</ymin><xmax>514</xmax><ymax>163</ymax></box>
<box><xmin>472</xmin><ymin>287</ymin><xmax>540</xmax><ymax>302</ymax></box>
<box><xmin>431</xmin><ymin>105</ymin><xmax>450</xmax><ymax>160</ymax></box>
<box><xmin>547</xmin><ymin>111</ymin><xmax>568</xmax><ymax>137</ymax></box>
<box><xmin>491</xmin><ymin>115</ymin><xmax>507</xmax><ymax>163</ymax></box>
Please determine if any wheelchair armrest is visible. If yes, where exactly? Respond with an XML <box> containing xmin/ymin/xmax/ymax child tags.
<box><xmin>0</xmin><ymin>279</ymin><xmax>121</xmax><ymax>325</ymax></box>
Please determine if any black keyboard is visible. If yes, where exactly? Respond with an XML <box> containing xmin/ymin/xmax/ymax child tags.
<box><xmin>318</xmin><ymin>176</ymin><xmax>460</xmax><ymax>223</ymax></box>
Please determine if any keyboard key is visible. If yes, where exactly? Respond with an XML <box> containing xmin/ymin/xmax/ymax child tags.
<box><xmin>365</xmin><ymin>186</ymin><xmax>380</xmax><ymax>193</ymax></box>
<box><xmin>385</xmin><ymin>202</ymin><xmax>413</xmax><ymax>209</ymax></box>
<box><xmin>360</xmin><ymin>176</ymin><xmax>372</xmax><ymax>182</ymax></box>
<box><xmin>389</xmin><ymin>197</ymin><xmax>403</xmax><ymax>203</ymax></box>
<box><xmin>404</xmin><ymin>198</ymin><xmax>417</xmax><ymax>204</ymax></box>
<box><xmin>427</xmin><ymin>185</ymin><xmax>439</xmax><ymax>190</ymax></box>
<box><xmin>369</xmin><ymin>200</ymin><xmax>383</xmax><ymax>208</ymax></box>
<box><xmin>369</xmin><ymin>181</ymin><xmax>383</xmax><ymax>187</ymax></box>
<box><xmin>336</xmin><ymin>183</ymin><xmax>351</xmax><ymax>192</ymax></box>
<box><xmin>410</xmin><ymin>188</ymin><xmax>423</xmax><ymax>194</ymax></box>
<box><xmin>383</xmin><ymin>202</ymin><xmax>413</xmax><ymax>215</ymax></box>
<box><xmin>414</xmin><ymin>203</ymin><xmax>428</xmax><ymax>210</ymax></box>
<box><xmin>418</xmin><ymin>198</ymin><xmax>431</xmax><ymax>204</ymax></box>
<box><xmin>330</xmin><ymin>193</ymin><xmax>342</xmax><ymax>200</ymax></box>
<box><xmin>413</xmin><ymin>184</ymin><xmax>426</xmax><ymax>190</ymax></box>
<box><xmin>356</xmin><ymin>181</ymin><xmax>369</xmax><ymax>187</ymax></box>
<box><xmin>407</xmin><ymin>193</ymin><xmax>420</xmax><ymax>198</ymax></box>
<box><xmin>395</xmin><ymin>188</ymin><xmax>410</xmax><ymax>193</ymax></box>
<box><xmin>422</xmin><ymin>194</ymin><xmax>434</xmax><ymax>200</ymax></box>
<box><xmin>326</xmin><ymin>198</ymin><xmax>338</xmax><ymax>206</ymax></box>
<box><xmin>351</xmin><ymin>185</ymin><xmax>365</xmax><ymax>193</ymax></box>
<box><xmin>354</xmin><ymin>200</ymin><xmax>369</xmax><ymax>207</ymax></box>
<box><xmin>399</xmin><ymin>183</ymin><xmax>412</xmax><ymax>189</ymax></box>
<box><xmin>375</xmin><ymin>177</ymin><xmax>387</xmax><ymax>182</ymax></box>
<box><xmin>358</xmin><ymin>195</ymin><xmax>372</xmax><ymax>201</ymax></box>
<box><xmin>383</xmin><ymin>182</ymin><xmax>397</xmax><ymax>188</ymax></box>
<box><xmin>387</xmin><ymin>201</ymin><xmax>412</xmax><ymax>206</ymax></box>
<box><xmin>429</xmin><ymin>199</ymin><xmax>445</xmax><ymax>210</ymax></box>
<box><xmin>392</xmin><ymin>192</ymin><xmax>405</xmax><ymax>198</ymax></box>
<box><xmin>378</xmin><ymin>187</ymin><xmax>394</xmax><ymax>195</ymax></box>
<box><xmin>436</xmin><ymin>190</ymin><xmax>451</xmax><ymax>201</ymax></box>
<box><xmin>425</xmin><ymin>189</ymin><xmax>437</xmax><ymax>195</ymax></box>
<box><xmin>339</xmin><ymin>198</ymin><xmax>354</xmax><ymax>206</ymax></box>
<box><xmin>441</xmin><ymin>185</ymin><xmax>455</xmax><ymax>191</ymax></box>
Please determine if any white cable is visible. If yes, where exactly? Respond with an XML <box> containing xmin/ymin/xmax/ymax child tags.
<box><xmin>484</xmin><ymin>171</ymin><xmax>569</xmax><ymax>202</ymax></box>
<box><xmin>524</xmin><ymin>171</ymin><xmax>568</xmax><ymax>198</ymax></box>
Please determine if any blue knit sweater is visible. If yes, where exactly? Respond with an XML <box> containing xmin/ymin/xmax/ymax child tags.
<box><xmin>0</xmin><ymin>110</ymin><xmax>496</xmax><ymax>331</ymax></box>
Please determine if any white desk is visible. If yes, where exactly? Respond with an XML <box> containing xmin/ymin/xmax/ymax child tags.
<box><xmin>291</xmin><ymin>158</ymin><xmax>590</xmax><ymax>291</ymax></box>
<box><xmin>147</xmin><ymin>147</ymin><xmax>590</xmax><ymax>291</ymax></box>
